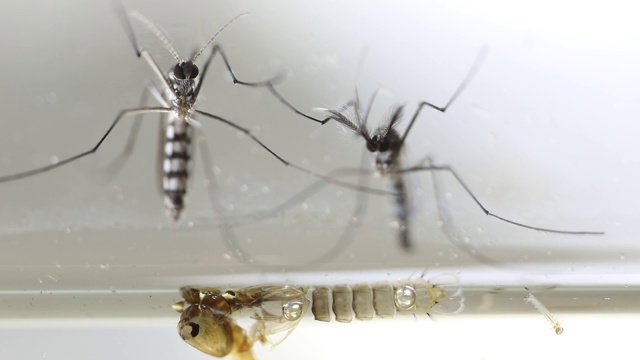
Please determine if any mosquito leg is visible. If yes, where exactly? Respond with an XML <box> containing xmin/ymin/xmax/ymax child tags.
<box><xmin>426</xmin><ymin>156</ymin><xmax>506</xmax><ymax>267</ymax></box>
<box><xmin>0</xmin><ymin>107</ymin><xmax>172</xmax><ymax>183</ymax></box>
<box><xmin>187</xmin><ymin>153</ymin><xmax>373</xmax><ymax>268</ymax></box>
<box><xmin>195</xmin><ymin>45</ymin><xmax>334</xmax><ymax>125</ymax></box>
<box><xmin>98</xmin><ymin>82</ymin><xmax>168</xmax><ymax>181</ymax></box>
<box><xmin>193</xmin><ymin>109</ymin><xmax>392</xmax><ymax>196</ymax></box>
<box><xmin>398</xmin><ymin>163</ymin><xmax>605</xmax><ymax>235</ymax></box>
<box><xmin>189</xmin><ymin>118</ymin><xmax>254</xmax><ymax>263</ymax></box>
<box><xmin>398</xmin><ymin>45</ymin><xmax>488</xmax><ymax>148</ymax></box>
<box><xmin>265</xmin><ymin>82</ymin><xmax>334</xmax><ymax>124</ymax></box>
<box><xmin>112</xmin><ymin>1</ymin><xmax>176</xmax><ymax>96</ymax></box>
<box><xmin>306</xmin><ymin>151</ymin><xmax>372</xmax><ymax>265</ymax></box>
<box><xmin>194</xmin><ymin>45</ymin><xmax>284</xmax><ymax>98</ymax></box>
<box><xmin>155</xmin><ymin>112</ymin><xmax>168</xmax><ymax>196</ymax></box>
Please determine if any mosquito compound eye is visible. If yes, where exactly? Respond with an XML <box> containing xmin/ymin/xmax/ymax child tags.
<box><xmin>173</xmin><ymin>62</ymin><xmax>200</xmax><ymax>80</ymax></box>
<box><xmin>182</xmin><ymin>61</ymin><xmax>199</xmax><ymax>79</ymax></box>
<box><xmin>379</xmin><ymin>138</ymin><xmax>391</xmax><ymax>152</ymax></box>
<box><xmin>173</xmin><ymin>64</ymin><xmax>185</xmax><ymax>80</ymax></box>
<box><xmin>366</xmin><ymin>142</ymin><xmax>376</xmax><ymax>152</ymax></box>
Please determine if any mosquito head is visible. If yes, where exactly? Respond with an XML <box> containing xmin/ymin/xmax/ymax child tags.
<box><xmin>366</xmin><ymin>133</ymin><xmax>392</xmax><ymax>153</ymax></box>
<box><xmin>169</xmin><ymin>61</ymin><xmax>199</xmax><ymax>99</ymax></box>
<box><xmin>173</xmin><ymin>61</ymin><xmax>200</xmax><ymax>80</ymax></box>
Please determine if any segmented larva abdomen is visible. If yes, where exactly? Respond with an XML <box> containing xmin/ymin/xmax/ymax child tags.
<box><xmin>311</xmin><ymin>280</ymin><xmax>445</xmax><ymax>322</ymax></box>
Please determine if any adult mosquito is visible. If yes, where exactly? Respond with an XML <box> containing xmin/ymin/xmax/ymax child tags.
<box><xmin>0</xmin><ymin>4</ymin><xmax>388</xmax><ymax>221</ymax></box>
<box><xmin>245</xmin><ymin>46</ymin><xmax>604</xmax><ymax>252</ymax></box>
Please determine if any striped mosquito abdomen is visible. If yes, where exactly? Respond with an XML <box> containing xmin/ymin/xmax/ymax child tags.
<box><xmin>311</xmin><ymin>279</ymin><xmax>457</xmax><ymax>323</ymax></box>
<box><xmin>374</xmin><ymin>125</ymin><xmax>413</xmax><ymax>250</ymax></box>
<box><xmin>163</xmin><ymin>115</ymin><xmax>194</xmax><ymax>220</ymax></box>
<box><xmin>390</xmin><ymin>173</ymin><xmax>410</xmax><ymax>250</ymax></box>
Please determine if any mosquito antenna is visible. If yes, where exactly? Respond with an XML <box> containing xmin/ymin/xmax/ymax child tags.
<box><xmin>128</xmin><ymin>9</ymin><xmax>182</xmax><ymax>62</ymax></box>
<box><xmin>192</xmin><ymin>13</ymin><xmax>249</xmax><ymax>62</ymax></box>
<box><xmin>382</xmin><ymin>105</ymin><xmax>404</xmax><ymax>137</ymax></box>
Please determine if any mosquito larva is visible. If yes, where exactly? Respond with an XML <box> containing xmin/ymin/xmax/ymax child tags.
<box><xmin>524</xmin><ymin>292</ymin><xmax>564</xmax><ymax>335</ymax></box>
<box><xmin>174</xmin><ymin>274</ymin><xmax>463</xmax><ymax>358</ymax></box>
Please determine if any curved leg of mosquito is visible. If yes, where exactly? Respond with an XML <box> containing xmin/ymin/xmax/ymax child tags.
<box><xmin>193</xmin><ymin>45</ymin><xmax>286</xmax><ymax>99</ymax></box>
<box><xmin>155</xmin><ymin>112</ymin><xmax>169</xmax><ymax>195</ymax></box>
<box><xmin>97</xmin><ymin>82</ymin><xmax>167</xmax><ymax>181</ymax></box>
<box><xmin>399</xmin><ymin>164</ymin><xmax>605</xmax><ymax>235</ymax></box>
<box><xmin>265</xmin><ymin>82</ymin><xmax>334</xmax><ymax>124</ymax></box>
<box><xmin>306</xmin><ymin>151</ymin><xmax>372</xmax><ymax>265</ymax></box>
<box><xmin>193</xmin><ymin>109</ymin><xmax>392</xmax><ymax>196</ymax></box>
<box><xmin>0</xmin><ymin>107</ymin><xmax>172</xmax><ymax>183</ymax></box>
<box><xmin>192</xmin><ymin>167</ymin><xmax>371</xmax><ymax>227</ymax></box>
<box><xmin>398</xmin><ymin>45</ymin><xmax>489</xmax><ymax>148</ymax></box>
<box><xmin>427</xmin><ymin>156</ymin><xmax>506</xmax><ymax>267</ymax></box>
<box><xmin>189</xmin><ymin>118</ymin><xmax>254</xmax><ymax>264</ymax></box>
<box><xmin>196</xmin><ymin>154</ymin><xmax>373</xmax><ymax>269</ymax></box>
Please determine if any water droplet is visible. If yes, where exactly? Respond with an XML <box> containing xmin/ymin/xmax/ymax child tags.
<box><xmin>187</xmin><ymin>221</ymin><xmax>194</xmax><ymax>228</ymax></box>
<box><xmin>261</xmin><ymin>186</ymin><xmax>270</xmax><ymax>194</ymax></box>
<box><xmin>64</xmin><ymin>228</ymin><xmax>71</xmax><ymax>234</ymax></box>
<box><xmin>301</xmin><ymin>202</ymin><xmax>309</xmax><ymax>210</ymax></box>
<box><xmin>50</xmin><ymin>155</ymin><xmax>59</xmax><ymax>165</ymax></box>
<box><xmin>110</xmin><ymin>286</ymin><xmax>116</xmax><ymax>294</ymax></box>
<box><xmin>282</xmin><ymin>301</ymin><xmax>304</xmax><ymax>321</ymax></box>
<box><xmin>394</xmin><ymin>285</ymin><xmax>416</xmax><ymax>310</ymax></box>
<box><xmin>99</xmin><ymin>264</ymin><xmax>110</xmax><ymax>270</ymax></box>
<box><xmin>463</xmin><ymin>236</ymin><xmax>471</xmax><ymax>244</ymax></box>
<box><xmin>222</xmin><ymin>253</ymin><xmax>232</xmax><ymax>260</ymax></box>
<box><xmin>240</xmin><ymin>184</ymin><xmax>249</xmax><ymax>192</ymax></box>
<box><xmin>620</xmin><ymin>253</ymin><xmax>626</xmax><ymax>260</ymax></box>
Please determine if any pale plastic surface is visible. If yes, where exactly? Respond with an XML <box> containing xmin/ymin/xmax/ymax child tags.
<box><xmin>0</xmin><ymin>0</ymin><xmax>637</xmax><ymax>359</ymax></box>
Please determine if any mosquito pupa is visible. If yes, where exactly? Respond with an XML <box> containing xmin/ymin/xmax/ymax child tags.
<box><xmin>174</xmin><ymin>273</ymin><xmax>463</xmax><ymax>359</ymax></box>
<box><xmin>0</xmin><ymin>3</ymin><xmax>390</xmax><ymax>222</ymax></box>
<box><xmin>524</xmin><ymin>292</ymin><xmax>564</xmax><ymax>335</ymax></box>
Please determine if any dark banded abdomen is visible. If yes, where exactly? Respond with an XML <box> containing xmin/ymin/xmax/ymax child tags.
<box><xmin>163</xmin><ymin>118</ymin><xmax>193</xmax><ymax>221</ymax></box>
<box><xmin>390</xmin><ymin>173</ymin><xmax>411</xmax><ymax>250</ymax></box>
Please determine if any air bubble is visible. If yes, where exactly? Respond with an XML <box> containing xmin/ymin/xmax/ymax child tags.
<box><xmin>394</xmin><ymin>285</ymin><xmax>416</xmax><ymax>310</ymax></box>
<box><xmin>282</xmin><ymin>301</ymin><xmax>304</xmax><ymax>321</ymax></box>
